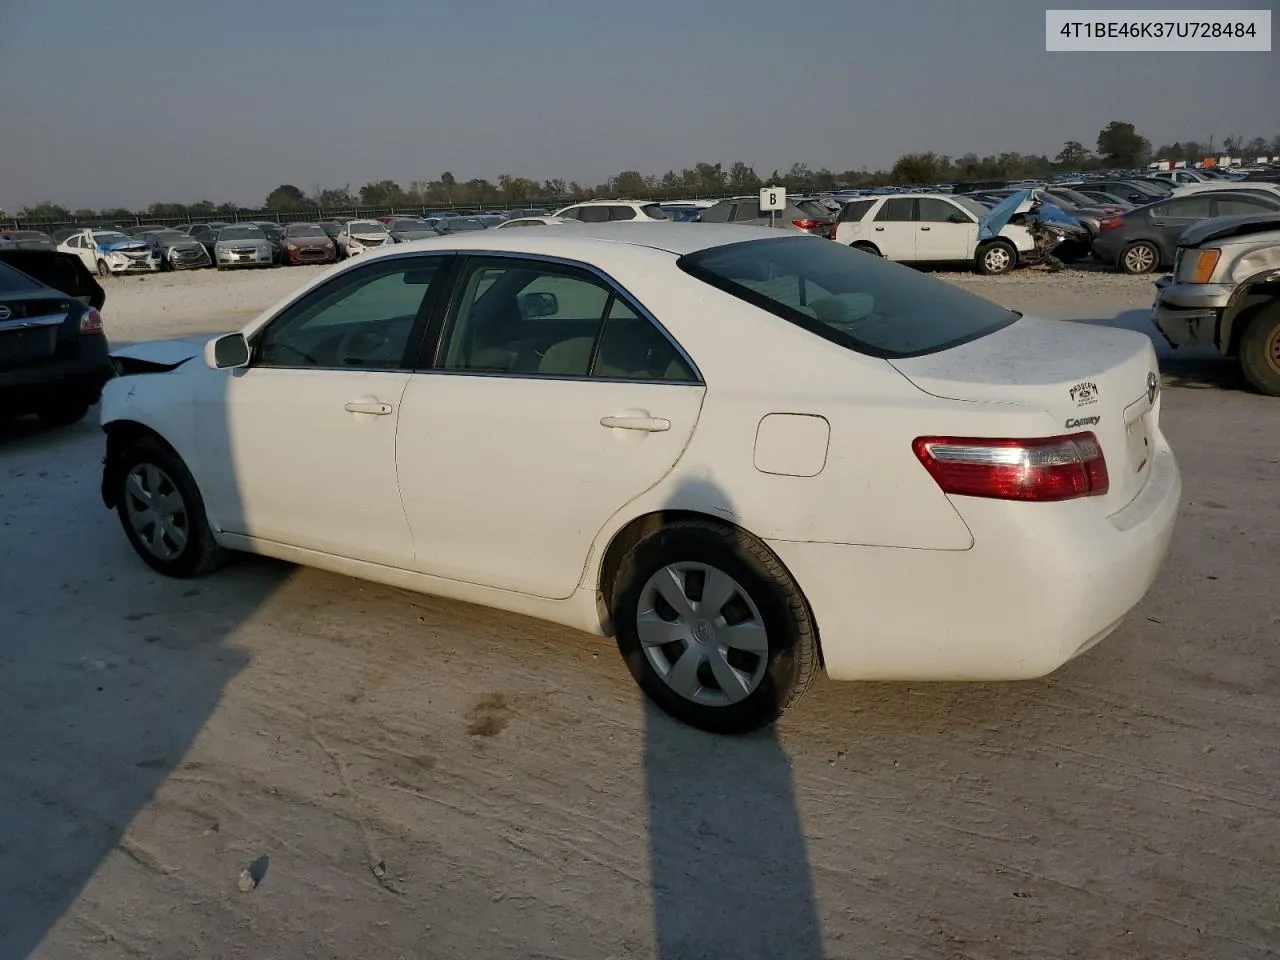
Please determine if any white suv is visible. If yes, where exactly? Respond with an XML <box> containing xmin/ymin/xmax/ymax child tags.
<box><xmin>553</xmin><ymin>200</ymin><xmax>669</xmax><ymax>222</ymax></box>
<box><xmin>835</xmin><ymin>194</ymin><xmax>1036</xmax><ymax>275</ymax></box>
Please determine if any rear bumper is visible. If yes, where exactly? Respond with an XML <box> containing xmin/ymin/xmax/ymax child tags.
<box><xmin>768</xmin><ymin>440</ymin><xmax>1181</xmax><ymax>682</ymax></box>
<box><xmin>285</xmin><ymin>247</ymin><xmax>337</xmax><ymax>265</ymax></box>
<box><xmin>0</xmin><ymin>338</ymin><xmax>114</xmax><ymax>413</ymax></box>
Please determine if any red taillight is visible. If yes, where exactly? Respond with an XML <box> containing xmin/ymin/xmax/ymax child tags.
<box><xmin>912</xmin><ymin>433</ymin><xmax>1109</xmax><ymax>502</ymax></box>
<box><xmin>791</xmin><ymin>218</ymin><xmax>822</xmax><ymax>231</ymax></box>
<box><xmin>79</xmin><ymin>307</ymin><xmax>103</xmax><ymax>335</ymax></box>
<box><xmin>1099</xmin><ymin>217</ymin><xmax>1125</xmax><ymax>232</ymax></box>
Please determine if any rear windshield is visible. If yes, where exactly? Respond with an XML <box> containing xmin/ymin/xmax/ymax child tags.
<box><xmin>0</xmin><ymin>261</ymin><xmax>43</xmax><ymax>294</ymax></box>
<box><xmin>677</xmin><ymin>236</ymin><xmax>1018</xmax><ymax>359</ymax></box>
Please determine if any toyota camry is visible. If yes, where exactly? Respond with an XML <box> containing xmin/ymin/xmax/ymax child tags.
<box><xmin>99</xmin><ymin>224</ymin><xmax>1180</xmax><ymax>733</ymax></box>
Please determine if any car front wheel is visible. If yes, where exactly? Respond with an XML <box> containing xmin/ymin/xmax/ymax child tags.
<box><xmin>1238</xmin><ymin>304</ymin><xmax>1280</xmax><ymax>397</ymax></box>
<box><xmin>611</xmin><ymin>520</ymin><xmax>819</xmax><ymax>734</ymax></box>
<box><xmin>114</xmin><ymin>436</ymin><xmax>226</xmax><ymax>578</ymax></box>
<box><xmin>976</xmin><ymin>241</ymin><xmax>1015</xmax><ymax>275</ymax></box>
<box><xmin>1121</xmin><ymin>241</ymin><xmax>1159</xmax><ymax>275</ymax></box>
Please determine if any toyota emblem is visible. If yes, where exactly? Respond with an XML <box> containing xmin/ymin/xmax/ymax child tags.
<box><xmin>0</xmin><ymin>306</ymin><xmax>10</xmax><ymax>321</ymax></box>
<box><xmin>1147</xmin><ymin>371</ymin><xmax>1160</xmax><ymax>405</ymax></box>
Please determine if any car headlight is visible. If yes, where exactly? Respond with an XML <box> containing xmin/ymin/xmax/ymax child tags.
<box><xmin>286</xmin><ymin>242</ymin><xmax>298</xmax><ymax>251</ymax></box>
<box><xmin>107</xmin><ymin>251</ymin><xmax>127</xmax><ymax>261</ymax></box>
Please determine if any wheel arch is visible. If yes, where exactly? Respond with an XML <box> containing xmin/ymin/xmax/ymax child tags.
<box><xmin>1221</xmin><ymin>271</ymin><xmax>1280</xmax><ymax>357</ymax></box>
<box><xmin>850</xmin><ymin>240</ymin><xmax>881</xmax><ymax>256</ymax></box>
<box><xmin>593</xmin><ymin>508</ymin><xmax>824</xmax><ymax>667</ymax></box>
<box><xmin>101</xmin><ymin>419</ymin><xmax>179</xmax><ymax>509</ymax></box>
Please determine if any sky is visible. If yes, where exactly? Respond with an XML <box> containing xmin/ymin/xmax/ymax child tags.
<box><xmin>1</xmin><ymin>0</ymin><xmax>1276</xmax><ymax>211</ymax></box>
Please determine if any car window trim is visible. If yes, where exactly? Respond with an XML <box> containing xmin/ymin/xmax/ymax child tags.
<box><xmin>247</xmin><ymin>251</ymin><xmax>456</xmax><ymax>373</ymax></box>
<box><xmin>423</xmin><ymin>251</ymin><xmax>703</xmax><ymax>385</ymax></box>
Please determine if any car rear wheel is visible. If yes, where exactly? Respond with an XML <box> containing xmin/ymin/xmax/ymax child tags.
<box><xmin>851</xmin><ymin>242</ymin><xmax>882</xmax><ymax>257</ymax></box>
<box><xmin>1120</xmin><ymin>241</ymin><xmax>1159</xmax><ymax>275</ymax></box>
<box><xmin>976</xmin><ymin>241</ymin><xmax>1015</xmax><ymax>275</ymax></box>
<box><xmin>611</xmin><ymin>520</ymin><xmax>819</xmax><ymax>734</ymax></box>
<box><xmin>37</xmin><ymin>399</ymin><xmax>90</xmax><ymax>427</ymax></box>
<box><xmin>114</xmin><ymin>436</ymin><xmax>226</xmax><ymax>578</ymax></box>
<box><xmin>1238</xmin><ymin>304</ymin><xmax>1280</xmax><ymax>397</ymax></box>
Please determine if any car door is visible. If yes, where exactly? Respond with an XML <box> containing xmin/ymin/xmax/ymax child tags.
<box><xmin>915</xmin><ymin>197</ymin><xmax>977</xmax><ymax>261</ymax></box>
<box><xmin>197</xmin><ymin>254</ymin><xmax>452</xmax><ymax>566</ymax></box>
<box><xmin>396</xmin><ymin>255</ymin><xmax>705</xmax><ymax>600</ymax></box>
<box><xmin>58</xmin><ymin>234</ymin><xmax>96</xmax><ymax>273</ymax></box>
<box><xmin>868</xmin><ymin>197</ymin><xmax>917</xmax><ymax>260</ymax></box>
<box><xmin>1148</xmin><ymin>195</ymin><xmax>1213</xmax><ymax>261</ymax></box>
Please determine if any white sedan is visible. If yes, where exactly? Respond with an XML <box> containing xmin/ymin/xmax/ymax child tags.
<box><xmin>100</xmin><ymin>224</ymin><xmax>1181</xmax><ymax>733</ymax></box>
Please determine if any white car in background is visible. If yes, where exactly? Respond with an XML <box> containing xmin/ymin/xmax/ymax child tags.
<box><xmin>494</xmin><ymin>216</ymin><xmax>579</xmax><ymax>229</ymax></box>
<box><xmin>554</xmin><ymin>200</ymin><xmax>670</xmax><ymax>222</ymax></box>
<box><xmin>57</xmin><ymin>228</ymin><xmax>160</xmax><ymax>277</ymax></box>
<box><xmin>1170</xmin><ymin>181</ymin><xmax>1280</xmax><ymax>202</ymax></box>
<box><xmin>337</xmin><ymin>219</ymin><xmax>393</xmax><ymax>258</ymax></box>
<box><xmin>836</xmin><ymin>193</ymin><xmax>1037</xmax><ymax>274</ymax></box>
<box><xmin>99</xmin><ymin>224</ymin><xmax>1179</xmax><ymax>734</ymax></box>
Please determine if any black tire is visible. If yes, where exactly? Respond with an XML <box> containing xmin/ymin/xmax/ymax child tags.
<box><xmin>851</xmin><ymin>242</ymin><xmax>881</xmax><ymax>257</ymax></box>
<box><xmin>1120</xmin><ymin>240</ymin><xmax>1160</xmax><ymax>275</ymax></box>
<box><xmin>37</xmin><ymin>399</ymin><xmax>90</xmax><ymax>427</ymax></box>
<box><xmin>1238</xmin><ymin>304</ymin><xmax>1280</xmax><ymax>397</ymax></box>
<box><xmin>113</xmin><ymin>436</ymin><xmax>227</xmax><ymax>578</ymax></box>
<box><xmin>611</xmin><ymin>520</ymin><xmax>819</xmax><ymax>734</ymax></box>
<box><xmin>96</xmin><ymin>259</ymin><xmax>110</xmax><ymax>278</ymax></box>
<box><xmin>976</xmin><ymin>241</ymin><xmax>1016</xmax><ymax>275</ymax></box>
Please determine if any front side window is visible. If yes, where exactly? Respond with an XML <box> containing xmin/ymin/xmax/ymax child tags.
<box><xmin>254</xmin><ymin>256</ymin><xmax>446</xmax><ymax>370</ymax></box>
<box><xmin>437</xmin><ymin>258</ymin><xmax>695</xmax><ymax>381</ymax></box>
<box><xmin>577</xmin><ymin>206</ymin><xmax>611</xmax><ymax>223</ymax></box>
<box><xmin>1214</xmin><ymin>196</ymin><xmax>1274</xmax><ymax>216</ymax></box>
<box><xmin>678</xmin><ymin>236</ymin><xmax>1017</xmax><ymax>359</ymax></box>
<box><xmin>918</xmin><ymin>198</ymin><xmax>967</xmax><ymax>223</ymax></box>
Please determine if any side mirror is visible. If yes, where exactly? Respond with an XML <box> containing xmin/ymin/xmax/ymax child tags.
<box><xmin>519</xmin><ymin>291</ymin><xmax>559</xmax><ymax>319</ymax></box>
<box><xmin>205</xmin><ymin>332</ymin><xmax>250</xmax><ymax>370</ymax></box>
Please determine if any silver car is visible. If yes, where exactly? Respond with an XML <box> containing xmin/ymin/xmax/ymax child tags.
<box><xmin>1151</xmin><ymin>213</ymin><xmax>1280</xmax><ymax>395</ymax></box>
<box><xmin>214</xmin><ymin>224</ymin><xmax>275</xmax><ymax>269</ymax></box>
<box><xmin>696</xmin><ymin>196</ymin><xmax>838</xmax><ymax>237</ymax></box>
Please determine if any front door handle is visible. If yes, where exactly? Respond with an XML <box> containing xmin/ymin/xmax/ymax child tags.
<box><xmin>344</xmin><ymin>400</ymin><xmax>393</xmax><ymax>415</ymax></box>
<box><xmin>600</xmin><ymin>415</ymin><xmax>670</xmax><ymax>432</ymax></box>
<box><xmin>920</xmin><ymin>226</ymin><xmax>931</xmax><ymax>231</ymax></box>
<box><xmin>874</xmin><ymin>226</ymin><xmax>885</xmax><ymax>231</ymax></box>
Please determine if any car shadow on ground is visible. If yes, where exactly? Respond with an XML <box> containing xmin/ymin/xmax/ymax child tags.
<box><xmin>1070</xmin><ymin>309</ymin><xmax>1247</xmax><ymax>392</ymax></box>
<box><xmin>0</xmin><ymin>419</ymin><xmax>285</xmax><ymax>956</ymax></box>
<box><xmin>642</xmin><ymin>477</ymin><xmax>823</xmax><ymax>959</ymax></box>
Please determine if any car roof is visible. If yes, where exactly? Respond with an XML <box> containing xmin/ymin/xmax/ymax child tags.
<box><xmin>360</xmin><ymin>221</ymin><xmax>794</xmax><ymax>258</ymax></box>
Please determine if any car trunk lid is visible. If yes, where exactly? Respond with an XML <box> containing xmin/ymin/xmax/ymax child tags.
<box><xmin>889</xmin><ymin>316</ymin><xmax>1161</xmax><ymax>515</ymax></box>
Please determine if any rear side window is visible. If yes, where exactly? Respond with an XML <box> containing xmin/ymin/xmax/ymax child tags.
<box><xmin>841</xmin><ymin>199</ymin><xmax>875</xmax><ymax>222</ymax></box>
<box><xmin>578</xmin><ymin>206</ymin><xmax>610</xmax><ymax>223</ymax></box>
<box><xmin>608</xmin><ymin>206</ymin><xmax>636</xmax><ymax>221</ymax></box>
<box><xmin>677</xmin><ymin>236</ymin><xmax>1017</xmax><ymax>359</ymax></box>
<box><xmin>874</xmin><ymin>198</ymin><xmax>915</xmax><ymax>221</ymax></box>
<box><xmin>731</xmin><ymin>202</ymin><xmax>760</xmax><ymax>222</ymax></box>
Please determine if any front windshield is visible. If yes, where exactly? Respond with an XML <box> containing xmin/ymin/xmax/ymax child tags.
<box><xmin>285</xmin><ymin>224</ymin><xmax>326</xmax><ymax>237</ymax></box>
<box><xmin>150</xmin><ymin>230</ymin><xmax>188</xmax><ymax>242</ymax></box>
<box><xmin>93</xmin><ymin>231</ymin><xmax>129</xmax><ymax>245</ymax></box>
<box><xmin>219</xmin><ymin>226</ymin><xmax>266</xmax><ymax>241</ymax></box>
<box><xmin>391</xmin><ymin>220</ymin><xmax>431</xmax><ymax>230</ymax></box>
<box><xmin>951</xmin><ymin>196</ymin><xmax>988</xmax><ymax>218</ymax></box>
<box><xmin>350</xmin><ymin>221</ymin><xmax>388</xmax><ymax>234</ymax></box>
<box><xmin>679</xmin><ymin>236</ymin><xmax>1017</xmax><ymax>359</ymax></box>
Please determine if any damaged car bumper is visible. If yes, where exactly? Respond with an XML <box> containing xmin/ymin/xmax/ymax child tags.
<box><xmin>1150</xmin><ymin>276</ymin><xmax>1233</xmax><ymax>349</ymax></box>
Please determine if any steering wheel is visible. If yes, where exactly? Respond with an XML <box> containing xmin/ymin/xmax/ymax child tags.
<box><xmin>335</xmin><ymin>328</ymin><xmax>389</xmax><ymax>366</ymax></box>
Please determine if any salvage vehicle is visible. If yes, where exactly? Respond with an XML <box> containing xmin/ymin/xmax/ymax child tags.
<box><xmin>336</xmin><ymin>219</ymin><xmax>393</xmax><ymax>258</ymax></box>
<box><xmin>213</xmin><ymin>224</ymin><xmax>276</xmax><ymax>270</ymax></box>
<box><xmin>1093</xmin><ymin>191</ymin><xmax>1280</xmax><ymax>274</ymax></box>
<box><xmin>1151</xmin><ymin>213</ymin><xmax>1280</xmax><ymax>395</ymax></box>
<box><xmin>98</xmin><ymin>224</ymin><xmax>1179</xmax><ymax>734</ymax></box>
<box><xmin>140</xmin><ymin>229</ymin><xmax>212</xmax><ymax>270</ymax></box>
<box><xmin>0</xmin><ymin>230</ymin><xmax>55</xmax><ymax>250</ymax></box>
<box><xmin>0</xmin><ymin>248</ymin><xmax>112</xmax><ymax>426</ymax></box>
<box><xmin>835</xmin><ymin>191</ymin><xmax>1042</xmax><ymax>275</ymax></box>
<box><xmin>280</xmin><ymin>222</ymin><xmax>339</xmax><ymax>265</ymax></box>
<box><xmin>57</xmin><ymin>228</ymin><xmax>160</xmax><ymax>277</ymax></box>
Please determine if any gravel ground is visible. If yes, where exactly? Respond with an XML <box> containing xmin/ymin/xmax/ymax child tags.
<box><xmin>2</xmin><ymin>263</ymin><xmax>1277</xmax><ymax>959</ymax></box>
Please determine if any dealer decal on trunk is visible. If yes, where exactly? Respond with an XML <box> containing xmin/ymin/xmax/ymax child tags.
<box><xmin>1069</xmin><ymin>381</ymin><xmax>1099</xmax><ymax>406</ymax></box>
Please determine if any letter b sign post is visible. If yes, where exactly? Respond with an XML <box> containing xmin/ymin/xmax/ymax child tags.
<box><xmin>760</xmin><ymin>186</ymin><xmax>786</xmax><ymax>229</ymax></box>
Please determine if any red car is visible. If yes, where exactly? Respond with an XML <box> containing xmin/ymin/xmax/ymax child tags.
<box><xmin>281</xmin><ymin>222</ymin><xmax>338</xmax><ymax>265</ymax></box>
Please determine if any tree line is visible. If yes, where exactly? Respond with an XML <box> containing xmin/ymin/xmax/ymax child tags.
<box><xmin>10</xmin><ymin>121</ymin><xmax>1278</xmax><ymax>225</ymax></box>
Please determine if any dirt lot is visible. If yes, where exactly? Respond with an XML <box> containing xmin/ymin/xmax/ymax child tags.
<box><xmin>2</xmin><ymin>266</ymin><xmax>1278</xmax><ymax>959</ymax></box>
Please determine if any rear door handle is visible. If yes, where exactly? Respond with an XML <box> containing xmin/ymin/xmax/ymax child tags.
<box><xmin>600</xmin><ymin>415</ymin><xmax>670</xmax><ymax>432</ymax></box>
<box><xmin>344</xmin><ymin>400</ymin><xmax>393</xmax><ymax>415</ymax></box>
<box><xmin>920</xmin><ymin>226</ymin><xmax>931</xmax><ymax>231</ymax></box>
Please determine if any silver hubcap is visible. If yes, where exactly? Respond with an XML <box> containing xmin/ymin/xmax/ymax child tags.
<box><xmin>985</xmin><ymin>247</ymin><xmax>1010</xmax><ymax>271</ymax></box>
<box><xmin>636</xmin><ymin>563</ymin><xmax>769</xmax><ymax>706</ymax></box>
<box><xmin>1125</xmin><ymin>245</ymin><xmax>1155</xmax><ymax>272</ymax></box>
<box><xmin>123</xmin><ymin>463</ymin><xmax>189</xmax><ymax>560</ymax></box>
